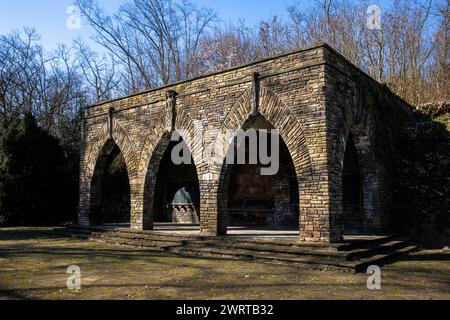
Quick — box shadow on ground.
[0,228,449,300]
[0,228,67,241]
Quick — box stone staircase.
[53,225,420,273]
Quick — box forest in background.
[0,0,448,232]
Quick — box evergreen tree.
[0,113,74,226]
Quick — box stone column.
[198,174,227,236]
[298,172,339,243]
[129,175,153,230]
[353,134,386,233]
[78,119,91,226]
[78,173,91,226]
[272,171,294,227]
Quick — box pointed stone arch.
[88,139,131,225]
[210,86,313,235]
[220,86,313,177]
[330,88,386,235]
[342,115,385,233]
[84,119,138,184]
[79,118,137,226]
[138,107,202,176]
[136,107,203,230]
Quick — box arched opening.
[220,114,299,234]
[342,133,363,234]
[146,136,201,228]
[90,139,131,226]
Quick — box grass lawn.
[0,228,448,300]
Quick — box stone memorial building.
[78,43,416,243]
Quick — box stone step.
[354,245,420,273]
[145,234,416,270]
[337,235,399,251]
[100,236,165,249]
[346,240,413,261]
[65,225,342,251]
[92,232,347,261]
[123,230,334,249]
[67,226,201,242]
[99,234,183,248]
[164,244,356,272]
[82,232,419,273]
[113,229,404,256]
[220,237,341,250]
[66,231,354,270]
[54,226,419,273]
[181,239,346,258]
[113,229,336,251]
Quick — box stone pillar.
[199,176,226,236]
[361,172,381,231]
[298,172,339,243]
[129,175,153,230]
[78,174,91,226]
[272,171,295,227]
[353,134,386,233]
[78,119,91,226]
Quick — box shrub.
[0,113,76,226]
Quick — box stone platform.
[54,223,420,273]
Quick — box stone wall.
[149,139,199,223]
[79,43,417,243]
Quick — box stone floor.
[101,223,299,239]
[100,223,389,242]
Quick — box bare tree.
[425,0,449,102]
[1,0,447,127]
[0,29,84,135]
[76,0,217,92]
[277,0,448,105]
[194,22,257,74]
[75,40,120,103]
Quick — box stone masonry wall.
[79,43,415,243]
[322,45,419,235]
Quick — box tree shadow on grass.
[2,272,448,300]
[0,288,32,300]
[0,228,67,241]
[0,244,253,271]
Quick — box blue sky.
[0,0,296,51]
[0,0,390,52]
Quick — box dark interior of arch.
[90,140,131,225]
[343,133,363,234]
[226,115,299,228]
[153,139,200,224]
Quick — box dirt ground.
[0,228,448,300]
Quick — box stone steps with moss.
[53,225,419,273]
